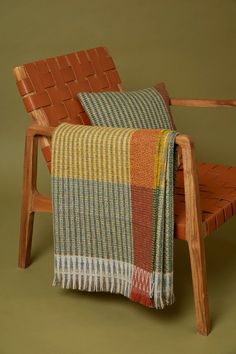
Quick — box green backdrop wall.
[1,1,236,353]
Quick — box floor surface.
[1,197,236,354]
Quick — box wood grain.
[171,98,236,107]
[176,135,210,335]
[19,133,38,268]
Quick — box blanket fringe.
[53,255,134,299]
[52,255,175,309]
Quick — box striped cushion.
[77,83,175,130]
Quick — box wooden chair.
[13,46,236,336]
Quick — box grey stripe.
[53,178,133,262]
[78,86,173,130]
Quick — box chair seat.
[175,162,236,240]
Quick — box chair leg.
[19,134,38,268]
[19,210,35,268]
[187,236,211,335]
[178,135,211,334]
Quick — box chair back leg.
[19,134,38,268]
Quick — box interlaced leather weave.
[13,47,236,241]
[13,47,122,171]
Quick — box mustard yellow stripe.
[53,125,88,178]
[108,128,134,183]
[52,124,76,177]
[154,130,170,188]
[90,127,134,183]
[53,124,136,184]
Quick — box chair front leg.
[176,135,211,335]
[187,227,210,335]
[19,133,38,268]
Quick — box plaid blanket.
[52,123,178,309]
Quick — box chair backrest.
[13,47,122,171]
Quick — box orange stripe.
[130,129,161,305]
[130,129,161,188]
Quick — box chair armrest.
[175,134,203,240]
[26,125,55,137]
[170,98,236,108]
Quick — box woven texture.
[52,123,178,308]
[13,47,122,171]
[13,48,236,241]
[175,163,236,238]
[78,84,175,130]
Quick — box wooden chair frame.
[19,97,236,336]
[14,45,236,335]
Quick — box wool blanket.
[52,123,178,309]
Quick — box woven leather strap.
[13,47,122,171]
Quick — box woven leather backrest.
[13,47,122,171]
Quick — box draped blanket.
[52,123,178,309]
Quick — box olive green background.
[1,1,236,353]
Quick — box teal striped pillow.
[77,83,176,130]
